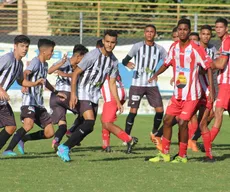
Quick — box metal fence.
[0,0,230,45]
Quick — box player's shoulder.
[155,43,166,50]
[223,35,230,44]
[0,52,14,62]
[133,41,144,48]
[29,56,41,66]
[111,53,118,63]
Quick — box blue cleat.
[2,150,17,157]
[17,140,25,155]
[57,144,71,162]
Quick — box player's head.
[102,30,117,53]
[96,39,103,48]
[215,17,228,38]
[199,25,212,45]
[14,35,30,59]
[177,18,191,41]
[38,39,56,60]
[144,24,156,42]
[72,44,88,65]
[189,32,200,44]
[172,27,179,42]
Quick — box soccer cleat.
[122,142,127,146]
[102,146,112,153]
[17,140,25,155]
[57,144,71,162]
[197,143,205,153]
[149,152,170,163]
[52,139,60,152]
[2,150,17,157]
[126,137,138,154]
[188,139,199,152]
[65,130,72,138]
[203,157,216,163]
[150,132,162,151]
[171,155,188,163]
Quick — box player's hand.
[35,78,45,86]
[170,77,174,86]
[61,53,67,64]
[117,102,124,114]
[54,70,66,77]
[148,74,157,83]
[69,94,78,109]
[0,89,10,101]
[126,62,135,69]
[207,93,214,105]
[57,92,67,101]
[21,86,28,94]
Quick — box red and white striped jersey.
[164,41,212,101]
[217,35,230,85]
[101,73,126,102]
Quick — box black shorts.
[50,91,78,124]
[21,106,52,129]
[76,100,98,117]
[0,103,16,127]
[128,86,163,108]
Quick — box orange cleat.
[188,139,199,152]
[150,132,162,151]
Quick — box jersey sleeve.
[109,60,118,79]
[196,46,212,70]
[164,44,174,67]
[26,58,40,73]
[77,49,99,71]
[0,53,11,72]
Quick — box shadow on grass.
[189,153,230,162]
[89,155,148,162]
[0,154,58,160]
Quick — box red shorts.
[166,96,199,121]
[101,100,125,123]
[216,84,230,110]
[197,95,213,111]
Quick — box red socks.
[162,137,171,154]
[210,127,220,142]
[102,128,110,149]
[188,122,198,139]
[179,142,188,158]
[201,131,213,159]
[116,131,132,142]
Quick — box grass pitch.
[1,113,230,192]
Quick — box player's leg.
[0,104,17,152]
[66,115,84,137]
[57,101,97,162]
[125,86,144,135]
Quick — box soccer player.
[0,35,44,152]
[3,39,66,156]
[189,32,200,44]
[188,25,218,153]
[209,17,230,143]
[57,30,135,162]
[121,24,167,142]
[148,18,214,163]
[48,44,88,151]
[172,27,179,42]
[101,71,138,153]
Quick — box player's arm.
[0,85,9,101]
[45,79,67,100]
[54,70,72,78]
[211,56,228,70]
[69,66,83,109]
[148,64,169,83]
[109,77,123,114]
[48,54,67,74]
[207,68,214,103]
[18,70,44,87]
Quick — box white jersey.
[77,48,118,104]
[22,57,48,107]
[127,41,167,87]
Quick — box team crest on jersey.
[176,73,187,89]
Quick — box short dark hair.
[177,18,191,29]
[14,35,30,45]
[73,44,88,55]
[145,24,156,32]
[215,17,228,27]
[200,24,212,32]
[37,39,56,49]
[172,27,178,33]
[189,32,200,41]
[96,39,104,48]
[103,30,118,38]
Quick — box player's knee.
[5,126,16,135]
[178,119,187,128]
[44,124,55,138]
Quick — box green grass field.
[1,113,230,192]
